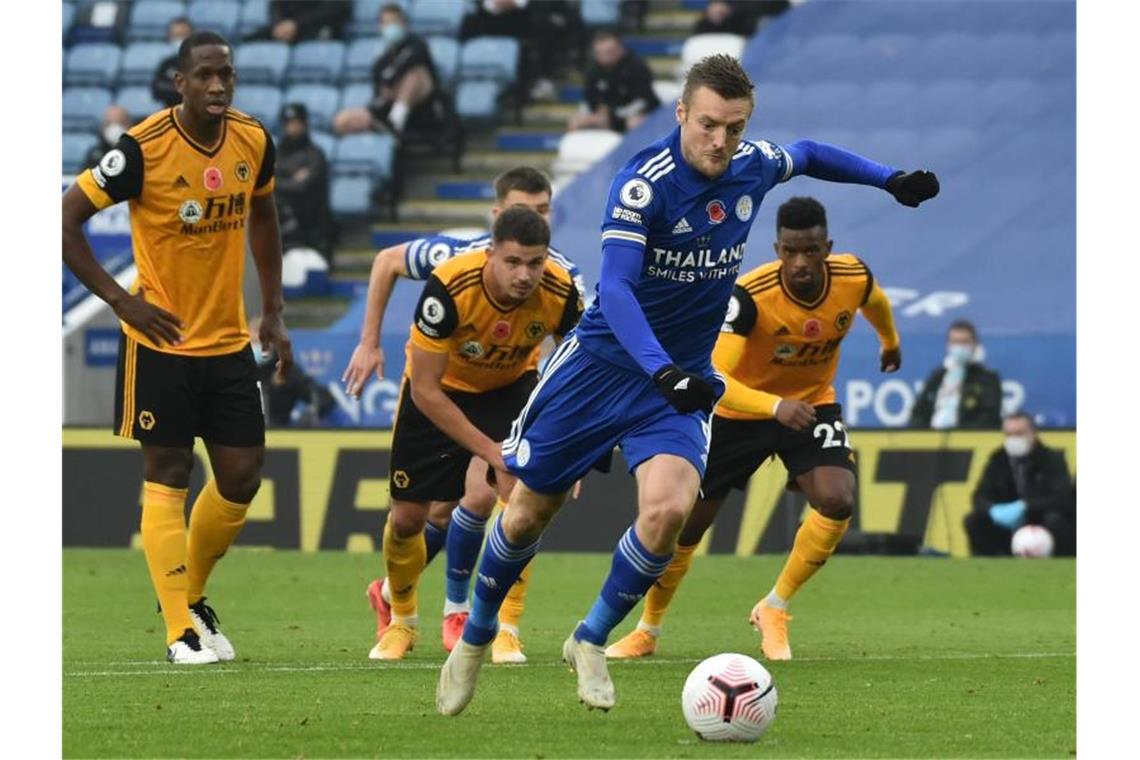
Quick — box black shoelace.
[190,599,222,634]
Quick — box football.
[681,653,778,742]
[1011,525,1055,558]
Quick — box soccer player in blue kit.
[437,55,939,714]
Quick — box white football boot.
[189,598,235,661]
[562,626,616,711]
[436,638,491,716]
[166,629,220,665]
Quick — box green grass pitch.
[63,550,1075,758]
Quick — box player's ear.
[675,99,685,125]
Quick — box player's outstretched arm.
[409,346,506,471]
[342,243,411,397]
[859,282,902,372]
[249,192,293,381]
[62,185,184,346]
[784,140,939,207]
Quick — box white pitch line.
[65,652,1074,679]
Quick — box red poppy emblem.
[707,200,727,224]
[804,319,822,339]
[492,321,511,340]
[204,166,223,191]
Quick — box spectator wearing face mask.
[331,3,438,139]
[275,103,335,264]
[151,16,193,108]
[568,28,660,133]
[86,105,132,169]
[964,412,1075,556]
[909,319,1003,430]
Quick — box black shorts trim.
[389,371,538,502]
[700,403,856,500]
[113,335,265,448]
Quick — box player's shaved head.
[776,197,828,234]
[177,31,232,72]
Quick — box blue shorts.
[502,336,722,494]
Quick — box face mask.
[381,23,406,44]
[1004,435,1033,459]
[946,344,973,365]
[103,123,125,145]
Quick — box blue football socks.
[575,526,673,646]
[462,515,539,646]
[445,505,487,605]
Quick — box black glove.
[886,170,940,207]
[653,364,717,414]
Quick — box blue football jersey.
[574,126,793,376]
[404,231,586,298]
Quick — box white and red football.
[681,652,778,742]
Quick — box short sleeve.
[404,233,475,280]
[555,287,585,338]
[75,134,143,209]
[721,285,758,336]
[600,165,664,250]
[253,127,276,195]
[409,275,460,351]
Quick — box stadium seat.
[119,41,176,86]
[651,80,683,107]
[426,36,460,90]
[849,128,922,171]
[187,0,241,37]
[795,82,861,130]
[580,0,620,27]
[345,37,386,83]
[1040,31,1075,77]
[455,80,501,120]
[63,132,99,175]
[917,32,988,80]
[409,0,467,37]
[986,32,1052,79]
[63,2,76,40]
[65,43,123,88]
[859,81,922,130]
[309,129,335,159]
[458,37,519,84]
[978,79,1048,127]
[788,34,863,78]
[332,133,397,181]
[115,86,164,120]
[348,0,388,39]
[552,129,623,178]
[339,82,374,111]
[235,42,290,86]
[679,34,746,77]
[63,87,114,132]
[753,81,800,128]
[330,175,374,218]
[282,84,341,131]
[238,0,269,37]
[127,1,186,42]
[921,127,983,164]
[290,41,346,84]
[232,85,282,131]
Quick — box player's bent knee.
[389,504,429,538]
[812,491,854,521]
[218,474,260,504]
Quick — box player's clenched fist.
[880,346,902,373]
[773,399,817,432]
[653,364,718,414]
[885,170,939,207]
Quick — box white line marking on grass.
[65,651,1075,678]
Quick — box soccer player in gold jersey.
[370,207,582,660]
[607,196,900,661]
[62,31,292,664]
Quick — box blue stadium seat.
[426,36,460,90]
[459,37,519,84]
[859,81,922,130]
[63,87,114,132]
[65,43,123,88]
[119,41,176,86]
[330,175,374,218]
[348,0,386,39]
[239,0,269,37]
[1040,31,1075,77]
[753,81,800,130]
[115,86,164,120]
[63,132,99,175]
[848,34,920,81]
[232,85,282,131]
[978,79,1047,127]
[236,42,290,85]
[309,130,335,159]
[455,80,501,120]
[289,41,346,84]
[854,128,922,169]
[914,80,984,129]
[986,32,1052,79]
[187,0,241,37]
[339,82,374,111]
[282,84,341,131]
[63,2,76,40]
[917,32,989,80]
[581,0,620,26]
[921,127,983,164]
[332,133,396,181]
[793,34,864,76]
[128,1,187,42]
[410,0,467,37]
[345,37,386,82]
[795,82,861,130]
